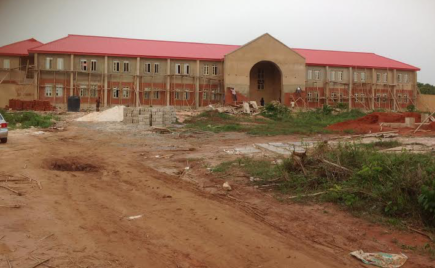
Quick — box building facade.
[0,34,419,111]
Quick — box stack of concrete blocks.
[123,107,175,127]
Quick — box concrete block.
[405,117,415,127]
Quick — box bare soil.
[1,119,434,267]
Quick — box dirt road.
[0,121,434,267]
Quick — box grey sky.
[1,0,434,84]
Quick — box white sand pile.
[76,106,124,122]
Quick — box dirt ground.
[1,116,435,268]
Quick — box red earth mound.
[327,112,422,134]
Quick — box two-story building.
[0,33,419,111]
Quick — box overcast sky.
[1,0,434,84]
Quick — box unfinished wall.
[416,94,435,112]
[0,84,34,108]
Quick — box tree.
[418,82,435,95]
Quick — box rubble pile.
[213,101,262,115]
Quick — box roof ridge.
[0,38,41,49]
[29,35,70,51]
[67,34,240,47]
[293,47,375,54]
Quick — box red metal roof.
[0,38,43,56]
[293,48,420,71]
[30,35,239,61]
[28,34,419,71]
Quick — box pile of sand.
[76,106,124,122]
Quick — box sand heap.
[76,106,124,122]
[327,112,421,134]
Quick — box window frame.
[55,85,63,97]
[203,64,209,75]
[257,68,265,90]
[90,85,98,97]
[122,87,130,98]
[154,63,159,74]
[376,73,381,83]
[45,84,53,97]
[175,64,181,75]
[79,85,88,97]
[307,70,312,80]
[113,61,120,72]
[330,71,335,81]
[353,72,358,82]
[361,72,366,82]
[383,73,387,83]
[184,64,190,75]
[145,63,151,73]
[80,59,88,71]
[338,71,343,81]
[112,87,119,98]
[212,65,218,75]
[3,59,10,69]
[45,58,53,70]
[153,91,160,100]
[404,74,409,83]
[123,61,130,72]
[91,60,97,72]
[314,70,320,80]
[397,74,402,83]
[56,58,64,70]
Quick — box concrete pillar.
[195,60,200,109]
[34,53,38,99]
[104,56,108,107]
[70,54,74,96]
[371,68,375,110]
[325,66,329,106]
[136,57,140,107]
[349,67,353,109]
[414,71,418,103]
[166,58,170,106]
[393,69,397,111]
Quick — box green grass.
[213,142,435,229]
[0,109,57,129]
[185,107,365,136]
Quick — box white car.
[0,112,8,143]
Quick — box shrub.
[407,104,416,112]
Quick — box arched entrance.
[249,61,282,105]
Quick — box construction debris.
[124,107,176,127]
[216,101,262,115]
[223,182,232,191]
[350,250,408,268]
[7,99,55,111]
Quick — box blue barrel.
[67,96,80,112]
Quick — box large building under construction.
[0,33,420,110]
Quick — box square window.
[330,71,335,81]
[3,59,10,69]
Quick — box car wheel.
[0,138,7,143]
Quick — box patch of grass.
[0,109,57,129]
[214,142,435,228]
[360,140,402,150]
[185,108,365,136]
